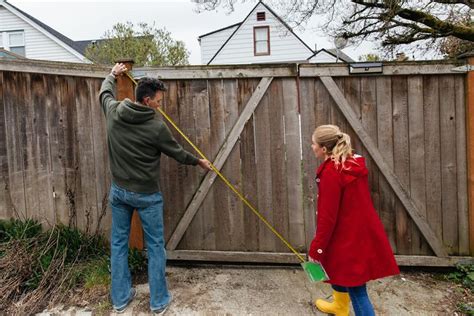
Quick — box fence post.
[115,59,144,250]
[466,55,474,256]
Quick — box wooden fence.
[0,58,472,266]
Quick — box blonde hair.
[312,125,353,165]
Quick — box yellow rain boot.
[315,290,350,316]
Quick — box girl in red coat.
[309,125,399,316]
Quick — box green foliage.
[446,263,474,292]
[0,218,42,242]
[129,247,147,274]
[82,257,111,289]
[85,21,189,66]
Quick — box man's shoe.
[152,296,172,315]
[113,288,137,313]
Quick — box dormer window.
[257,12,266,21]
[253,26,270,56]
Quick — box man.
[99,63,212,314]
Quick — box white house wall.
[0,7,83,62]
[209,3,313,65]
[200,25,239,64]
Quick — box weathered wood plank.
[299,78,317,251]
[320,76,448,257]
[360,77,379,218]
[254,82,274,251]
[439,75,459,254]
[5,72,28,219]
[0,72,10,219]
[268,79,289,252]
[137,65,297,79]
[239,79,260,251]
[392,76,411,254]
[407,76,430,255]
[376,76,397,252]
[454,75,469,255]
[167,250,474,267]
[299,62,464,77]
[282,78,305,251]
[166,77,273,250]
[423,75,443,250]
[223,79,245,251]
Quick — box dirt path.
[39,265,471,315]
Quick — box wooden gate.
[0,59,472,266]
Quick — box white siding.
[209,3,313,65]
[308,51,338,63]
[200,25,239,64]
[0,6,85,63]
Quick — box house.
[0,0,90,63]
[198,1,353,65]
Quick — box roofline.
[198,22,241,39]
[307,48,352,63]
[207,0,314,65]
[1,1,88,61]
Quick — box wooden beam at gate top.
[467,57,474,256]
[115,59,144,250]
[319,76,449,258]
[166,77,274,250]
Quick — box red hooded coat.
[309,155,400,287]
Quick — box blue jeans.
[332,284,375,316]
[109,182,171,311]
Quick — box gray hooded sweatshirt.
[99,75,199,193]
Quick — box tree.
[439,36,474,58]
[193,0,474,55]
[358,53,382,61]
[85,22,189,66]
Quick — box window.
[253,26,270,56]
[1,31,25,56]
[257,12,266,21]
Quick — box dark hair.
[135,77,167,102]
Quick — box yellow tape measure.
[124,71,306,263]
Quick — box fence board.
[407,76,430,255]
[376,76,397,252]
[0,72,9,219]
[239,79,260,251]
[282,78,305,251]
[392,76,411,254]
[440,75,459,253]
[455,76,469,255]
[423,76,443,242]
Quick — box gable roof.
[1,0,88,61]
[308,48,354,63]
[198,22,241,40]
[204,0,315,65]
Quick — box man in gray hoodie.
[100,63,211,314]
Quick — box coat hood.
[117,98,156,124]
[317,155,368,186]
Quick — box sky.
[8,0,379,64]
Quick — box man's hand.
[111,63,127,77]
[198,159,213,171]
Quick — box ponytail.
[312,125,353,166]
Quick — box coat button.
[316,178,320,183]
[317,249,323,254]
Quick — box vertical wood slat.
[299,78,317,251]
[239,79,260,251]
[466,57,474,256]
[376,76,397,252]
[223,79,244,251]
[0,72,9,219]
[407,76,430,255]
[423,76,443,243]
[282,78,305,251]
[4,72,28,219]
[439,75,459,253]
[392,76,411,254]
[455,75,469,255]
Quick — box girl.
[309,125,399,316]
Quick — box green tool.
[301,261,329,283]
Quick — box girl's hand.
[308,256,319,263]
